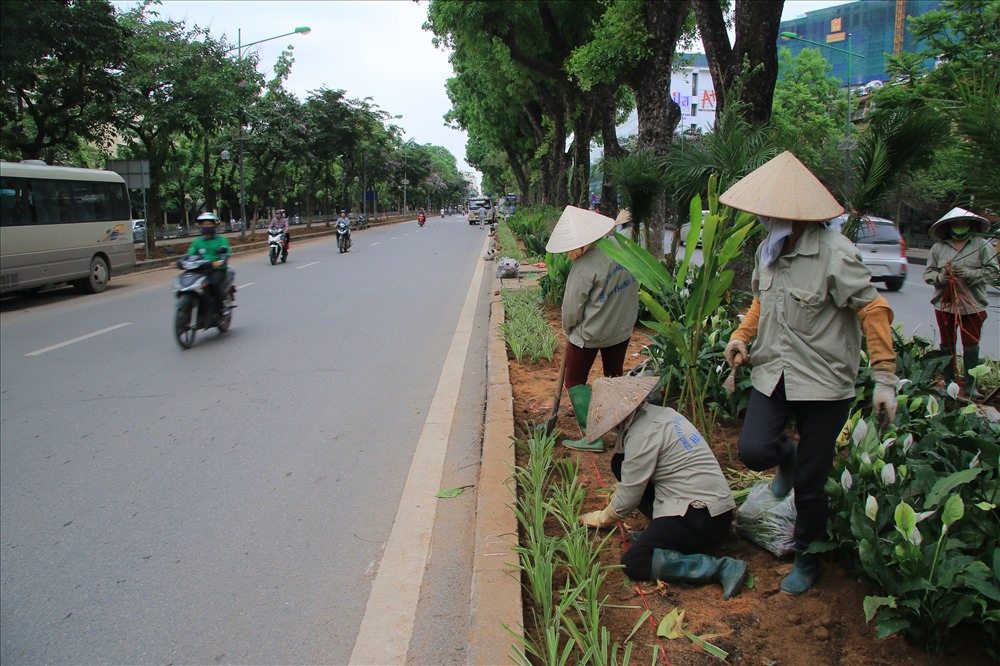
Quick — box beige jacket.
[610,404,735,519]
[562,242,639,348]
[749,224,879,401]
[923,237,998,315]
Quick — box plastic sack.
[496,257,520,278]
[735,479,796,558]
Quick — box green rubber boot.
[563,384,603,452]
[650,548,748,600]
[770,437,796,499]
[963,345,983,400]
[780,551,821,595]
[940,345,956,385]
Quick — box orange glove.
[730,297,761,345]
[856,296,896,373]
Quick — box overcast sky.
[113,0,845,181]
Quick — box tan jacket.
[562,242,639,348]
[749,224,879,401]
[923,237,998,315]
[610,404,735,519]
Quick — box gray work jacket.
[610,404,735,520]
[562,242,639,349]
[923,237,998,315]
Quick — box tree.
[0,0,129,161]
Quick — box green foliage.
[604,148,668,245]
[506,205,559,259]
[597,177,757,438]
[821,332,1000,656]
[539,252,573,306]
[501,288,558,364]
[495,223,526,263]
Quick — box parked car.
[825,214,907,291]
[131,219,146,243]
[678,211,709,247]
[467,197,494,225]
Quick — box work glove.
[950,265,966,278]
[580,502,626,529]
[175,259,184,268]
[872,371,899,426]
[724,339,748,368]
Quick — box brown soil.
[508,296,993,666]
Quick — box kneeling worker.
[578,376,747,599]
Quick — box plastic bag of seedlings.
[735,479,796,558]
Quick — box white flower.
[881,463,896,486]
[897,378,911,389]
[902,434,915,454]
[926,395,940,417]
[841,469,853,491]
[865,495,878,521]
[852,420,869,446]
[970,451,981,469]
[716,364,723,374]
[880,437,896,456]
[861,452,872,466]
[680,288,690,298]
[915,510,936,523]
[907,526,923,546]
[946,382,960,400]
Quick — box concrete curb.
[467,272,523,665]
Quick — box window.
[692,72,698,95]
[691,103,698,117]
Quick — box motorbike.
[418,213,426,227]
[268,228,288,265]
[337,221,352,253]
[355,213,369,230]
[173,251,236,349]
[440,208,445,218]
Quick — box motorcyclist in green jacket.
[182,212,232,314]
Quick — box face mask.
[200,226,215,237]
[951,224,970,238]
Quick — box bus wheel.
[74,256,110,294]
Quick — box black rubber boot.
[770,436,796,499]
[650,548,748,600]
[963,345,983,399]
[941,345,956,384]
[780,551,821,595]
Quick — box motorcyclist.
[268,214,290,252]
[336,209,351,240]
[181,212,232,315]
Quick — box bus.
[0,161,136,295]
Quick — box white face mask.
[759,216,793,266]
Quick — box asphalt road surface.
[0,214,493,665]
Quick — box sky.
[113,0,847,184]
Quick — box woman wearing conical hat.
[719,151,899,595]
[578,376,748,600]
[923,208,997,399]
[545,206,640,451]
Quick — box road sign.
[401,179,410,185]
[838,139,859,150]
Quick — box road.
[0,214,493,665]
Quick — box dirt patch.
[508,299,993,666]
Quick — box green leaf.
[863,595,896,623]
[894,501,917,539]
[656,608,685,639]
[681,629,729,661]
[436,486,470,498]
[941,494,965,527]
[924,468,982,508]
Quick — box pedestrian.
[719,151,899,595]
[923,207,998,399]
[545,205,639,452]
[477,204,486,228]
[578,376,748,599]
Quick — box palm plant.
[603,148,668,248]
[945,65,1000,212]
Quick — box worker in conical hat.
[546,206,639,452]
[578,375,748,600]
[718,151,899,595]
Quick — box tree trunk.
[599,100,626,222]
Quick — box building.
[779,0,943,88]
[615,53,718,140]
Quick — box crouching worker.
[578,376,747,599]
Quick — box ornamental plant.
[820,391,999,656]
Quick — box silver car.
[826,214,908,292]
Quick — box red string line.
[587,450,671,666]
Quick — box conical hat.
[718,151,843,221]
[615,209,631,227]
[585,375,659,444]
[928,207,990,241]
[545,206,616,253]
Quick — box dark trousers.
[206,269,227,311]
[565,338,630,389]
[935,309,986,348]
[611,453,734,581]
[737,376,851,551]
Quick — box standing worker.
[546,206,639,452]
[477,203,486,228]
[719,152,899,595]
[923,207,997,399]
[578,376,748,599]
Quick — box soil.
[507,293,994,666]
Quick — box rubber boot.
[963,345,983,400]
[770,436,796,499]
[780,551,821,595]
[941,345,956,385]
[650,549,748,600]
[563,385,604,452]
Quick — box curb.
[467,272,523,665]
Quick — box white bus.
[0,161,136,294]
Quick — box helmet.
[196,212,218,224]
[340,210,346,214]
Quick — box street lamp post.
[780,31,863,209]
[227,26,311,240]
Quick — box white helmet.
[196,212,218,224]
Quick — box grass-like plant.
[501,288,559,364]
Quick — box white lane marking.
[297,261,319,269]
[238,282,256,289]
[26,322,131,357]
[349,233,490,665]
[370,242,381,246]
[390,236,399,240]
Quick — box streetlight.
[227,26,311,239]
[780,31,863,209]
